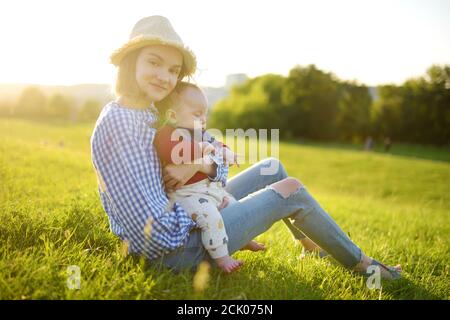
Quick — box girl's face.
[135,45,183,102]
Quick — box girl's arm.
[91,114,195,257]
[155,127,227,190]
[162,158,221,191]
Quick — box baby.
[154,82,264,273]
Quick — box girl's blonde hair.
[113,49,145,103]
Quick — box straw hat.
[110,15,197,76]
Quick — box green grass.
[0,118,449,300]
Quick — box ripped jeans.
[154,158,362,271]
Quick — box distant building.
[202,86,228,109]
[202,73,249,108]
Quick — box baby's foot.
[216,256,244,274]
[241,240,266,252]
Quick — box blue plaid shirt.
[90,101,228,260]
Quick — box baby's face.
[173,87,208,130]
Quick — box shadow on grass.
[326,259,444,300]
[375,275,444,300]
[120,253,445,300]
[141,257,325,300]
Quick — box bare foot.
[298,238,330,259]
[299,237,321,252]
[216,256,244,274]
[241,240,266,252]
[354,254,402,280]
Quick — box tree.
[15,87,47,118]
[209,74,286,135]
[336,81,372,141]
[0,101,14,117]
[425,65,450,145]
[282,65,340,140]
[373,64,450,145]
[372,85,404,140]
[46,93,74,120]
[78,99,102,121]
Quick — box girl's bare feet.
[216,256,243,274]
[298,237,329,259]
[241,240,266,251]
[353,253,402,280]
[299,237,321,252]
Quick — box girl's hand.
[163,163,202,192]
[163,153,217,192]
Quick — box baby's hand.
[200,141,215,156]
[217,196,231,210]
[223,148,240,167]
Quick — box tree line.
[1,64,448,146]
[0,87,102,122]
[210,64,450,146]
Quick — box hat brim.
[110,36,197,77]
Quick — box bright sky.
[0,0,449,87]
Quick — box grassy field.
[0,118,449,300]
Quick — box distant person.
[384,137,392,153]
[364,136,374,151]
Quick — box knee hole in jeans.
[269,177,303,199]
